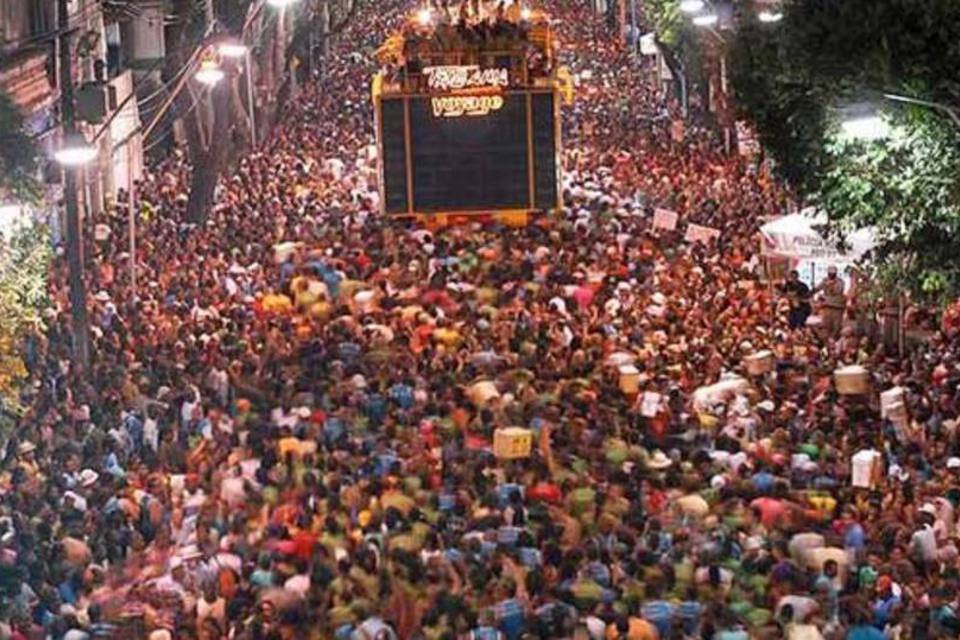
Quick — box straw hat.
[79,469,99,488]
[647,450,673,470]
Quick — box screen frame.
[375,87,562,217]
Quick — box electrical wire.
[0,1,108,51]
[140,93,201,155]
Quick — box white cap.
[920,503,938,516]
[947,457,960,470]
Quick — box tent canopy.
[760,212,874,262]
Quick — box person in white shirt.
[912,506,939,567]
[283,559,311,599]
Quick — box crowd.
[382,0,549,83]
[3,0,960,638]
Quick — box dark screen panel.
[532,92,558,210]
[409,94,529,212]
[381,98,408,214]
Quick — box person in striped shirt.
[639,583,675,638]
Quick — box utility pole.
[58,0,92,371]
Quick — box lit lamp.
[758,10,783,22]
[679,0,705,13]
[520,6,532,20]
[218,41,248,58]
[267,0,299,7]
[841,116,889,141]
[416,7,433,27]
[195,59,225,86]
[838,102,890,141]
[692,13,719,26]
[54,132,97,167]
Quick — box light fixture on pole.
[692,13,719,26]
[195,59,225,86]
[54,132,97,166]
[758,10,783,22]
[840,116,889,141]
[680,0,705,14]
[416,6,433,27]
[218,41,248,58]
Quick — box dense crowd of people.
[4,0,960,638]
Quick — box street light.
[54,132,97,167]
[840,115,890,141]
[692,13,719,26]
[680,0,705,13]
[195,59,225,86]
[758,10,783,22]
[416,7,433,27]
[218,41,248,58]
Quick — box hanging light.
[758,10,783,22]
[54,132,97,166]
[218,41,248,58]
[692,13,719,26]
[679,0,705,14]
[195,59,225,86]
[416,7,433,27]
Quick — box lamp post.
[56,0,92,371]
[219,41,259,149]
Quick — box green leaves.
[729,0,960,302]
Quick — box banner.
[684,223,720,244]
[641,391,662,418]
[652,208,679,231]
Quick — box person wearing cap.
[872,575,902,629]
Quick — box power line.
[0,1,107,51]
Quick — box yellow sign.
[424,65,509,92]
[431,95,504,118]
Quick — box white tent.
[760,212,874,262]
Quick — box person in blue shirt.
[750,464,776,494]
[872,576,902,629]
[847,607,886,640]
[842,508,867,554]
[640,583,675,638]
[389,380,414,410]
[471,609,505,640]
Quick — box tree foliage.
[0,223,51,412]
[640,0,706,107]
[0,92,49,411]
[728,0,960,301]
[0,90,40,202]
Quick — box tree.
[0,91,51,412]
[641,0,707,112]
[728,0,960,300]
[0,223,52,413]
[0,90,40,202]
